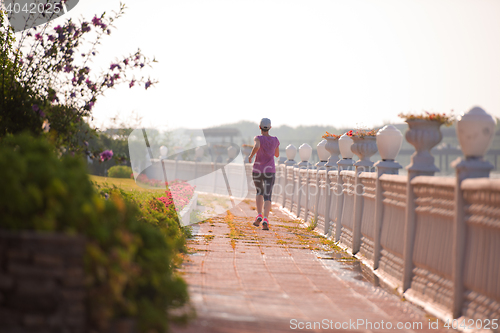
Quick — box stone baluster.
[351,135,379,254]
[403,118,444,291]
[451,106,496,318]
[297,143,313,169]
[372,125,403,269]
[316,139,329,168]
[285,144,297,166]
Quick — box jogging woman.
[248,118,280,230]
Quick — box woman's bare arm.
[248,137,260,163]
[274,146,279,158]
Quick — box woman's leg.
[263,200,272,218]
[262,173,276,220]
[256,194,264,215]
[253,172,264,217]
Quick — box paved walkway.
[171,199,455,333]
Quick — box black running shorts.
[252,172,275,201]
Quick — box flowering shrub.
[398,111,454,126]
[158,180,196,212]
[0,4,157,156]
[321,131,341,139]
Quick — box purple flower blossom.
[145,80,151,89]
[70,92,76,98]
[113,73,120,80]
[27,54,33,62]
[92,16,101,26]
[54,25,62,32]
[64,65,73,73]
[81,22,91,33]
[110,63,121,70]
[140,63,144,68]
[123,59,129,65]
[129,80,135,88]
[48,35,55,42]
[35,33,43,41]
[100,150,113,162]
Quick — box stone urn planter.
[351,136,378,168]
[324,137,340,167]
[456,106,497,159]
[405,119,443,174]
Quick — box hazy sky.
[57,0,500,130]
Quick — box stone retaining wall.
[0,231,86,333]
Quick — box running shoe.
[262,218,269,230]
[253,214,263,227]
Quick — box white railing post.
[314,140,329,226]
[403,119,443,291]
[283,145,297,208]
[297,144,312,219]
[451,107,496,318]
[373,125,403,269]
[351,136,378,254]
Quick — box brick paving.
[171,199,455,333]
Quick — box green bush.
[107,165,133,178]
[0,133,189,333]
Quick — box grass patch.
[306,218,318,232]
[90,175,166,193]
[204,234,215,243]
[224,211,244,250]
